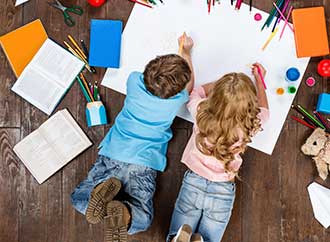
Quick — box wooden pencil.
[291,115,316,130]
[80,73,94,102]
[68,35,87,60]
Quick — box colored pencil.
[273,2,294,32]
[94,82,99,101]
[249,0,253,12]
[314,111,330,130]
[291,115,316,130]
[231,0,234,5]
[77,76,92,102]
[261,0,284,31]
[235,0,243,10]
[262,27,279,51]
[255,65,267,89]
[129,0,152,8]
[296,105,325,129]
[80,40,89,59]
[63,41,93,73]
[279,6,293,40]
[277,0,290,24]
[68,35,87,60]
[208,0,211,14]
[80,73,94,102]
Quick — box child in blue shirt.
[71,33,194,242]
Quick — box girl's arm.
[252,63,269,109]
[202,82,215,97]
[179,33,195,94]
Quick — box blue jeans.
[71,155,157,234]
[167,170,236,242]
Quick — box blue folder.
[89,19,122,68]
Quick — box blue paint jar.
[286,67,300,82]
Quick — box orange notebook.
[292,7,329,58]
[0,19,48,77]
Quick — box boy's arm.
[252,63,269,109]
[179,33,195,94]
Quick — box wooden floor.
[1,0,330,241]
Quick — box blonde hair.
[196,73,261,175]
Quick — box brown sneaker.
[190,233,204,242]
[172,224,192,242]
[104,200,131,242]
[86,178,121,224]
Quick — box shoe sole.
[104,201,131,242]
[86,178,121,224]
[173,224,192,242]
[190,233,203,242]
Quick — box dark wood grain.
[0,0,330,242]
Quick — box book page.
[13,130,62,184]
[31,39,84,87]
[12,67,64,114]
[39,109,92,164]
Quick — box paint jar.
[276,87,285,95]
[285,67,300,82]
[287,86,296,94]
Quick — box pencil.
[94,82,99,101]
[64,41,93,73]
[80,73,94,102]
[208,0,211,14]
[249,0,252,12]
[296,105,325,129]
[77,76,92,102]
[235,0,243,10]
[291,115,316,130]
[273,2,294,32]
[314,111,329,130]
[261,27,279,51]
[68,35,87,60]
[279,6,293,40]
[179,32,185,55]
[129,0,152,8]
[80,39,89,59]
[255,65,267,89]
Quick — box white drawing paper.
[101,0,310,155]
[15,0,30,6]
[307,182,330,229]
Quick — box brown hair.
[143,54,191,98]
[196,73,261,175]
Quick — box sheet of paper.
[15,0,30,6]
[11,39,84,115]
[307,182,330,228]
[101,0,310,155]
[13,109,92,184]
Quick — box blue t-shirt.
[98,71,189,171]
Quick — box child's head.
[196,73,261,173]
[143,54,191,99]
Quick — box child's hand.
[252,63,266,80]
[178,32,194,54]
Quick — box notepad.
[13,109,92,184]
[11,38,85,115]
[292,7,329,58]
[0,19,48,77]
[89,19,123,68]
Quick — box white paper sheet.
[307,182,330,228]
[101,0,310,155]
[15,0,30,6]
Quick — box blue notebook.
[89,19,122,68]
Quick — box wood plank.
[0,128,20,242]
[0,0,22,128]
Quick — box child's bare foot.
[171,224,192,242]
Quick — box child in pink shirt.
[168,64,269,242]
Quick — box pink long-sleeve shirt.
[181,86,270,182]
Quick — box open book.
[11,39,84,115]
[13,109,92,184]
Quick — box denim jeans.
[71,155,157,234]
[167,170,236,242]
